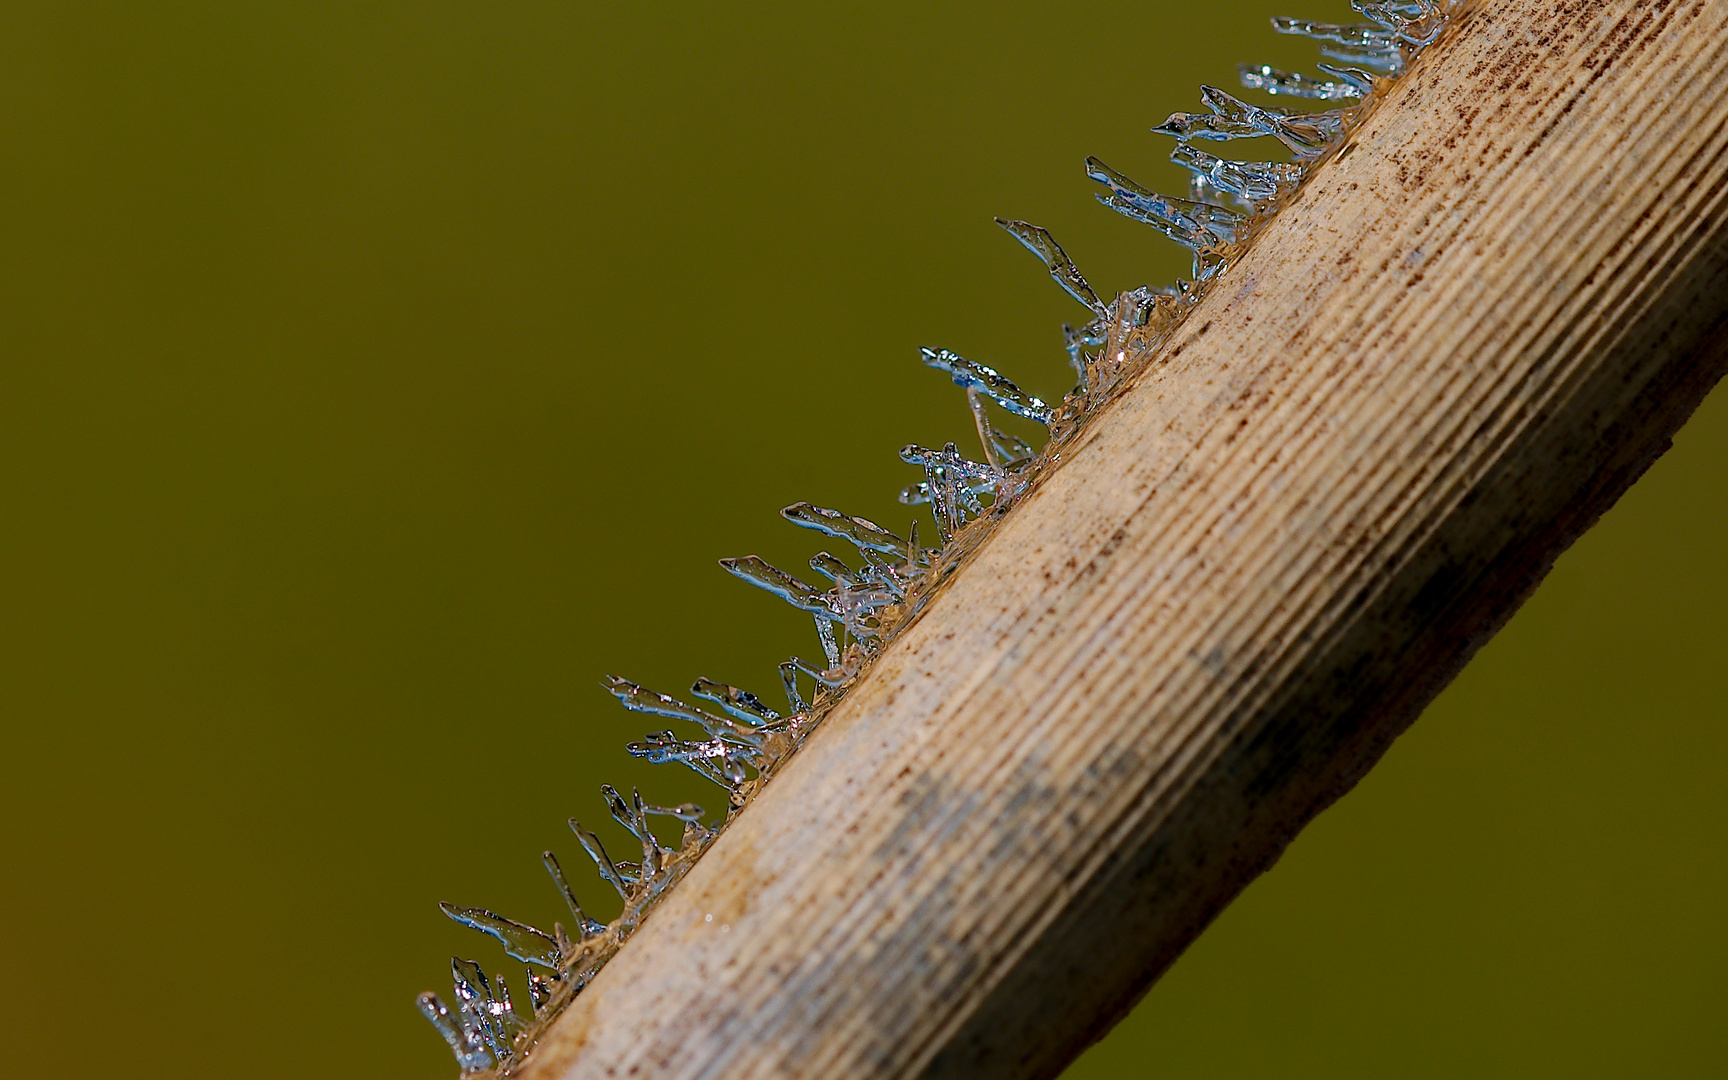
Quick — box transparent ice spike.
[602,783,665,879]
[690,676,781,725]
[815,616,842,666]
[601,675,765,747]
[1154,87,1344,158]
[994,218,1107,315]
[719,555,838,619]
[452,957,519,1059]
[1238,63,1365,100]
[1271,16,1396,50]
[1314,61,1379,94]
[625,731,748,790]
[778,659,808,713]
[1086,157,1243,249]
[1319,43,1403,74]
[779,502,909,559]
[569,819,632,900]
[542,850,608,938]
[1169,144,1303,202]
[918,347,1053,425]
[439,902,563,969]
[418,991,496,1072]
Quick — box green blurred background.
[1,2,1721,1077]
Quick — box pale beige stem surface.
[520,1,1728,1076]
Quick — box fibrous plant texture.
[417,2,1458,1072]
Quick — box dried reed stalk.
[514,0,1728,1075]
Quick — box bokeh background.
[1,2,1722,1077]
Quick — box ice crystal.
[418,0,1458,1071]
[1237,62,1367,101]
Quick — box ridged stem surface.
[518,1,1728,1075]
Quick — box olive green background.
[1,2,1722,1077]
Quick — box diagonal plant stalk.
[418,0,1728,1075]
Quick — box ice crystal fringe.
[418,2,1456,1071]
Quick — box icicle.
[1087,157,1243,252]
[601,675,765,748]
[689,676,781,725]
[900,441,1013,541]
[788,654,850,688]
[808,550,854,584]
[624,731,747,789]
[1314,61,1381,94]
[994,218,1107,315]
[778,660,808,713]
[1365,0,1446,46]
[965,388,1000,469]
[569,819,632,901]
[1169,144,1303,203]
[602,784,665,879]
[918,347,1052,425]
[1237,62,1365,101]
[542,850,607,938]
[439,903,563,969]
[718,556,837,619]
[989,424,1036,464]
[644,800,705,822]
[1062,323,1091,391]
[419,990,495,1071]
[1272,16,1397,51]
[451,958,513,1061]
[779,502,909,559]
[814,616,841,666]
[650,801,711,848]
[490,972,525,1043]
[1193,85,1344,157]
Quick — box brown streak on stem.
[512,1,1728,1076]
